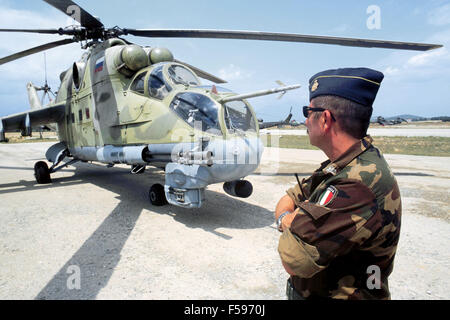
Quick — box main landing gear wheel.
[149,184,168,206]
[34,161,51,184]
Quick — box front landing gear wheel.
[149,184,168,206]
[34,161,51,184]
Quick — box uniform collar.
[321,135,373,176]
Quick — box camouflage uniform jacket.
[278,136,402,299]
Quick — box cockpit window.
[224,100,257,133]
[148,65,171,100]
[170,92,221,135]
[168,65,200,86]
[130,72,146,94]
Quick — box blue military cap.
[309,67,384,107]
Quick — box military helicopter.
[258,107,294,129]
[0,0,442,208]
[375,116,408,126]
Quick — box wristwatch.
[276,211,291,230]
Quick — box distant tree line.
[407,116,450,122]
[428,116,450,122]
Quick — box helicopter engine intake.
[113,45,149,77]
[148,47,174,64]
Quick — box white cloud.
[383,66,400,76]
[218,64,252,81]
[428,4,450,26]
[0,5,84,114]
[375,25,450,81]
[0,7,60,28]
[378,5,450,79]
[407,47,448,67]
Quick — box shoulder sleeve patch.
[317,185,338,207]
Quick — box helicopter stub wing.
[0,103,65,136]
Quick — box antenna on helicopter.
[35,53,56,105]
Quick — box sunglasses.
[303,106,336,121]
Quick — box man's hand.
[279,208,300,232]
[275,195,296,220]
[275,195,301,232]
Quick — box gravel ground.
[0,143,448,300]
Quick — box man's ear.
[322,110,334,131]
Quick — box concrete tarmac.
[0,143,448,299]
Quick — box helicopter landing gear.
[34,161,51,184]
[34,158,79,185]
[149,184,168,206]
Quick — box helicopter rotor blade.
[43,0,104,29]
[173,59,227,84]
[0,38,76,65]
[125,29,442,51]
[0,28,61,35]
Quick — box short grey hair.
[311,95,373,139]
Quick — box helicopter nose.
[205,135,264,181]
[163,135,264,208]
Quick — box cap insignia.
[311,79,319,92]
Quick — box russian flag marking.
[95,57,105,73]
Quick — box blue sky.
[0,0,449,121]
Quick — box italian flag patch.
[318,186,338,206]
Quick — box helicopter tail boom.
[26,83,43,110]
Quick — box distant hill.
[387,114,426,120]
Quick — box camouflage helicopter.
[258,107,294,129]
[0,0,442,208]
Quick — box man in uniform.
[275,67,402,300]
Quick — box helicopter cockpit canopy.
[170,92,221,135]
[148,64,172,100]
[129,62,257,135]
[167,64,200,86]
[169,92,257,136]
[130,62,202,98]
[223,100,257,133]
